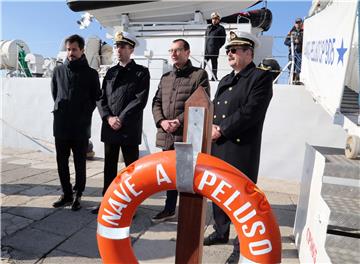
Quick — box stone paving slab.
[41,249,101,264]
[273,207,297,228]
[2,228,66,260]
[31,209,96,237]
[18,184,58,197]
[2,167,51,184]
[133,221,178,262]
[1,162,27,173]
[6,159,43,166]
[10,171,58,185]
[13,152,55,162]
[257,177,300,196]
[27,162,58,170]
[57,227,100,259]
[1,192,42,207]
[265,192,297,211]
[6,196,58,221]
[1,213,33,237]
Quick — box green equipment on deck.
[17,43,32,77]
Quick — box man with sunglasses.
[203,31,273,264]
[152,39,210,222]
[93,31,150,214]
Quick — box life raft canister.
[97,151,281,263]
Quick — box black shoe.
[91,205,100,214]
[71,196,82,211]
[53,195,73,208]
[203,231,229,246]
[225,251,240,264]
[151,210,175,223]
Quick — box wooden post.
[175,86,213,264]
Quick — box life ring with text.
[97,150,281,263]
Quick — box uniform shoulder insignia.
[109,65,118,71]
[137,64,147,70]
[257,65,270,71]
[136,64,149,73]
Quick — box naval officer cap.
[114,31,139,48]
[225,31,260,50]
[211,12,221,19]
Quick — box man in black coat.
[203,31,273,264]
[93,31,150,214]
[204,12,226,81]
[51,34,100,211]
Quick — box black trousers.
[103,143,139,196]
[161,146,177,213]
[164,189,178,213]
[204,55,219,79]
[212,176,257,253]
[55,138,88,197]
[212,203,240,253]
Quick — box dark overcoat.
[211,62,273,183]
[205,24,226,56]
[97,60,150,145]
[51,55,100,140]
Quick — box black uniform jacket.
[211,62,273,183]
[51,55,100,140]
[205,24,226,56]
[97,60,150,145]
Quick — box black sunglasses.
[226,47,247,55]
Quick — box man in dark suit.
[203,31,273,264]
[51,34,100,211]
[204,12,226,81]
[93,31,150,214]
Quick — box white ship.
[1,1,359,262]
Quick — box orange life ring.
[97,150,281,263]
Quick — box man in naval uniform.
[203,31,273,264]
[93,31,150,214]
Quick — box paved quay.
[1,147,300,263]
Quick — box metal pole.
[175,87,213,264]
[274,61,292,84]
[357,2,360,122]
[290,34,295,84]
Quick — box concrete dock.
[1,147,300,263]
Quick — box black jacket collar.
[65,54,89,71]
[118,59,136,70]
[173,60,194,77]
[215,62,255,96]
[233,61,255,79]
